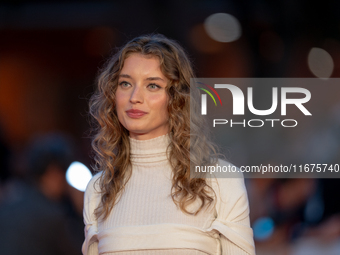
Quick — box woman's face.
[116,53,170,140]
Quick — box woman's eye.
[148,84,160,90]
[119,81,130,88]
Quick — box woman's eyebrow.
[145,77,165,82]
[119,74,165,82]
[119,74,131,79]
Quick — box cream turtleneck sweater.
[82,134,255,255]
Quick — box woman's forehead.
[120,53,169,76]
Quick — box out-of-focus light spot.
[204,13,241,43]
[66,161,92,192]
[253,217,275,241]
[308,48,334,79]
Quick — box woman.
[83,34,255,255]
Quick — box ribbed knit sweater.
[82,134,255,255]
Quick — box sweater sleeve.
[82,173,102,255]
[207,161,256,255]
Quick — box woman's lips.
[126,109,148,118]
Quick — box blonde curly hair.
[89,34,219,220]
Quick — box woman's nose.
[129,86,144,104]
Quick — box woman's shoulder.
[208,159,247,198]
[207,159,250,222]
[210,158,245,180]
[84,171,102,204]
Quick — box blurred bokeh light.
[308,48,334,79]
[66,161,92,192]
[204,13,241,43]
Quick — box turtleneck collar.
[129,134,171,163]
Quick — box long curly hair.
[89,34,219,220]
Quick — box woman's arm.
[208,160,256,255]
[82,173,102,255]
[217,190,255,255]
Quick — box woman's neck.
[129,133,170,163]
